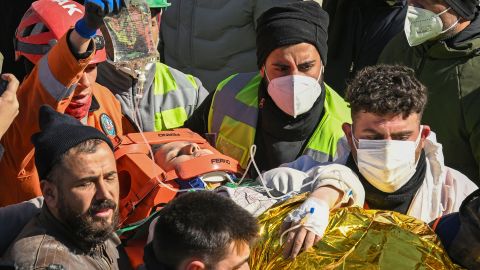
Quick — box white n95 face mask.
[352,126,423,193]
[265,67,322,118]
[404,6,459,46]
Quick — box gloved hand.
[280,197,330,259]
[75,0,126,38]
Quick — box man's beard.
[58,195,119,250]
[439,20,460,41]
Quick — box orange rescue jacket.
[0,33,123,206]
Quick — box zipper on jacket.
[92,244,111,270]
[100,244,112,270]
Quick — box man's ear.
[342,123,353,149]
[421,125,431,139]
[41,180,58,210]
[259,65,265,78]
[185,261,205,270]
[419,125,431,149]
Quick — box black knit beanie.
[255,1,329,69]
[444,0,479,20]
[31,105,114,180]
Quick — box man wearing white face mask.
[184,1,351,173]
[378,0,480,184]
[285,64,477,221]
[269,64,477,259]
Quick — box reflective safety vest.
[208,72,351,169]
[152,62,205,131]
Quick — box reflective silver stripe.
[303,148,333,163]
[153,67,199,115]
[38,54,74,101]
[211,72,258,134]
[65,83,77,97]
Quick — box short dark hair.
[345,65,428,119]
[151,191,258,268]
[46,139,105,184]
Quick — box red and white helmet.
[14,0,106,65]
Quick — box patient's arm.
[275,163,365,259]
[280,186,341,259]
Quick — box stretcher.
[110,128,240,268]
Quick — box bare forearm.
[69,29,91,55]
[309,185,343,208]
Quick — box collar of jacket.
[38,205,121,254]
[100,62,156,99]
[88,94,100,112]
[415,38,480,59]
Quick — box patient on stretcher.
[0,129,458,270]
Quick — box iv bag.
[101,0,159,73]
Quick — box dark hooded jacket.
[379,11,480,183]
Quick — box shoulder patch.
[100,113,116,136]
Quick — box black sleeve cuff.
[66,29,95,60]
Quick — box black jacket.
[324,0,407,95]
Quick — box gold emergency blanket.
[250,194,460,269]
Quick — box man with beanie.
[379,0,480,184]
[184,1,350,173]
[2,105,125,269]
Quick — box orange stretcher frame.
[111,128,240,226]
[111,129,240,269]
